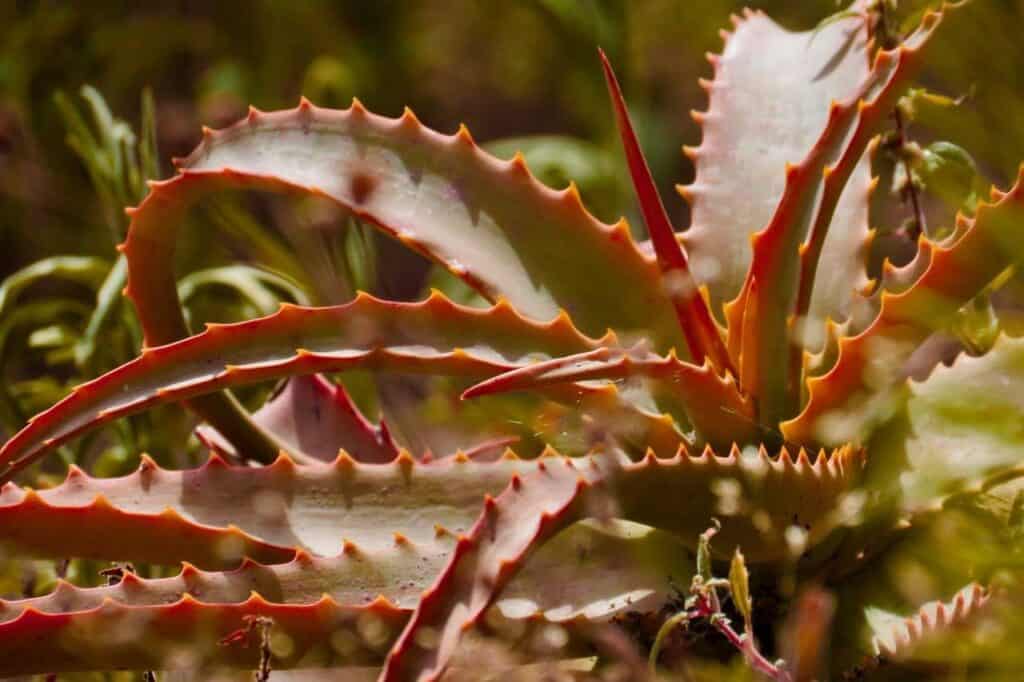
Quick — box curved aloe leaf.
[0,591,613,676]
[848,235,939,332]
[381,447,863,681]
[0,464,694,676]
[848,213,973,340]
[1,293,687,480]
[786,167,1024,446]
[0,593,409,675]
[723,5,952,427]
[1,521,688,618]
[0,452,535,566]
[0,443,861,574]
[120,98,685,464]
[161,101,679,345]
[868,583,988,660]
[681,8,871,326]
[0,522,687,674]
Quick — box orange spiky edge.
[123,98,687,463]
[197,373,400,464]
[0,586,618,675]
[871,583,988,659]
[463,346,760,451]
[599,50,733,375]
[381,446,863,681]
[724,3,955,431]
[789,5,957,405]
[167,99,681,345]
[848,219,958,331]
[0,444,860,570]
[785,165,1024,446]
[0,292,683,481]
[0,593,412,675]
[0,451,537,567]
[2,544,452,617]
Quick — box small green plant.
[2,2,1024,680]
[648,524,789,680]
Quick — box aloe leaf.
[463,346,761,450]
[381,447,863,681]
[0,521,685,674]
[168,104,680,344]
[0,443,860,572]
[120,101,686,462]
[197,374,398,463]
[0,292,645,479]
[723,5,954,428]
[847,224,949,332]
[849,259,923,336]
[893,335,1024,507]
[0,593,596,676]
[0,593,409,675]
[599,50,732,374]
[868,583,987,660]
[785,167,1024,446]
[791,6,957,376]
[681,7,871,326]
[0,453,534,567]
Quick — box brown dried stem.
[874,1,927,242]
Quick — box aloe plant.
[3,1,1024,679]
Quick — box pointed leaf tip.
[599,49,733,376]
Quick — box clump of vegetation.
[3,2,1024,680]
